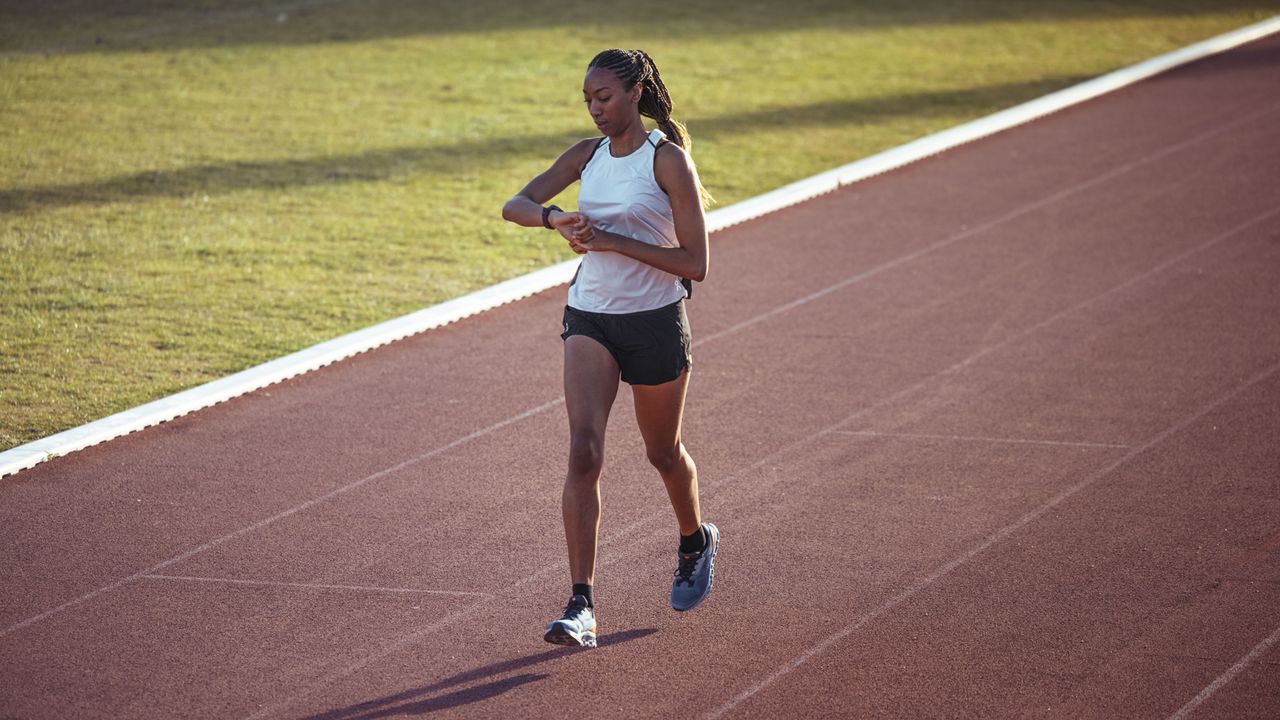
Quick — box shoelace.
[562,598,590,620]
[674,551,701,587]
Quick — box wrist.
[541,204,563,229]
[591,228,617,251]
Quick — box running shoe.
[543,594,597,648]
[670,522,719,611]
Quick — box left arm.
[574,144,709,282]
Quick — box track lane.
[2,31,1278,720]
[707,227,1280,718]
[264,57,1280,718]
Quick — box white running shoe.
[543,594,597,648]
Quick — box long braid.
[587,49,712,206]
[634,50,690,152]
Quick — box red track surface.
[4,36,1280,720]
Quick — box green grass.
[2,0,1277,450]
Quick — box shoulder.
[654,139,692,169]
[565,136,607,171]
[653,141,697,191]
[569,136,606,155]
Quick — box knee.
[646,443,685,475]
[567,431,605,479]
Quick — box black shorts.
[561,301,692,386]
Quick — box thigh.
[631,368,690,453]
[564,334,622,437]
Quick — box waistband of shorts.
[565,299,683,319]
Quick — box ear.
[631,82,643,104]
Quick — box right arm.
[502,138,599,230]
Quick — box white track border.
[4,15,1277,478]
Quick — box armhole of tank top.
[580,137,607,175]
[651,137,671,196]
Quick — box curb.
[4,15,1278,478]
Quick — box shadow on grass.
[0,75,1086,215]
[2,0,1270,55]
[298,627,658,719]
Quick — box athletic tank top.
[567,128,689,314]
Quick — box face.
[583,67,641,135]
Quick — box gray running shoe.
[670,522,719,611]
[543,594,597,648]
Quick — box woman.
[502,48,718,648]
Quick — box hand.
[570,218,617,254]
[570,218,595,249]
[552,211,593,254]
[549,209,581,229]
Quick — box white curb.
[4,15,1278,478]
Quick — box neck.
[608,118,649,156]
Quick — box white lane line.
[141,574,493,598]
[835,430,1131,449]
[240,203,1280,720]
[5,104,1274,644]
[706,357,1280,720]
[241,562,569,720]
[0,396,562,640]
[1167,623,1280,720]
[7,18,1279,481]
[808,205,1280,434]
[694,101,1280,348]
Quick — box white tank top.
[567,129,688,314]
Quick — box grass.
[2,0,1278,450]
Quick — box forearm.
[503,194,562,228]
[594,229,707,282]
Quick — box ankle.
[679,526,707,554]
[571,583,594,608]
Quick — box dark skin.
[501,66,710,587]
[501,67,709,282]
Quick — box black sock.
[679,526,707,554]
[571,583,594,608]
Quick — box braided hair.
[588,49,712,206]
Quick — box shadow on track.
[299,628,658,720]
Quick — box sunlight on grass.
[1,0,1276,449]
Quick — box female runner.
[502,49,718,648]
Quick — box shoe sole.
[672,522,719,612]
[543,624,598,648]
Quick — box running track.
[4,34,1279,720]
